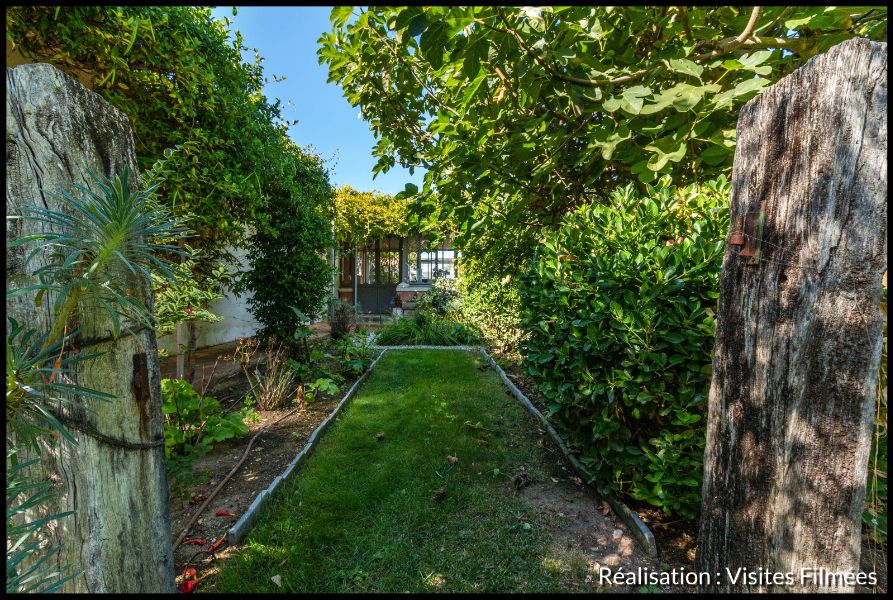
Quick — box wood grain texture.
[696,38,887,592]
[6,63,175,593]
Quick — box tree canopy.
[7,6,325,276]
[319,6,887,271]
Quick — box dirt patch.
[494,350,888,593]
[515,434,689,592]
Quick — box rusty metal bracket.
[729,204,765,265]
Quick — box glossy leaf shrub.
[320,6,886,277]
[519,177,730,517]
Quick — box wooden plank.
[697,38,887,593]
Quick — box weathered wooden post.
[696,38,887,592]
[6,63,176,592]
[696,39,887,591]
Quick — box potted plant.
[391,294,403,317]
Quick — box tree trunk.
[6,63,176,592]
[696,38,887,592]
[185,321,198,383]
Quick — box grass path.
[206,349,633,593]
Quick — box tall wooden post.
[696,38,887,592]
[6,63,176,592]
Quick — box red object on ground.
[215,509,235,517]
[183,538,208,545]
[178,580,198,593]
[183,567,197,580]
[208,533,226,553]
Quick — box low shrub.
[415,278,460,318]
[376,312,481,346]
[329,298,357,340]
[234,337,298,410]
[162,378,253,488]
[519,177,729,518]
[334,331,377,374]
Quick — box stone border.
[372,344,479,350]
[227,344,657,557]
[477,347,658,556]
[227,349,389,544]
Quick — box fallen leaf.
[446,455,458,464]
[183,538,208,545]
[597,501,612,516]
[376,432,385,441]
[208,533,226,553]
[215,509,235,517]
[477,438,488,446]
[431,487,446,503]
[612,529,623,542]
[271,575,282,588]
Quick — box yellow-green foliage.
[333,186,409,247]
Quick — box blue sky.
[209,6,424,196]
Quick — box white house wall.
[157,245,260,353]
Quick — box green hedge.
[456,258,525,352]
[519,177,730,517]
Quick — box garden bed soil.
[160,326,369,586]
[490,349,887,594]
[167,392,347,583]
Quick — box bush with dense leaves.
[236,146,333,350]
[456,258,525,351]
[376,311,481,346]
[6,7,313,276]
[415,277,460,318]
[519,177,729,517]
[162,378,251,460]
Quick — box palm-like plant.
[6,166,189,593]
[8,166,188,344]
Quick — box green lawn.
[207,349,587,593]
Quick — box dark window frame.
[357,237,402,286]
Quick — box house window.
[355,237,402,285]
[407,236,459,282]
[380,237,401,284]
